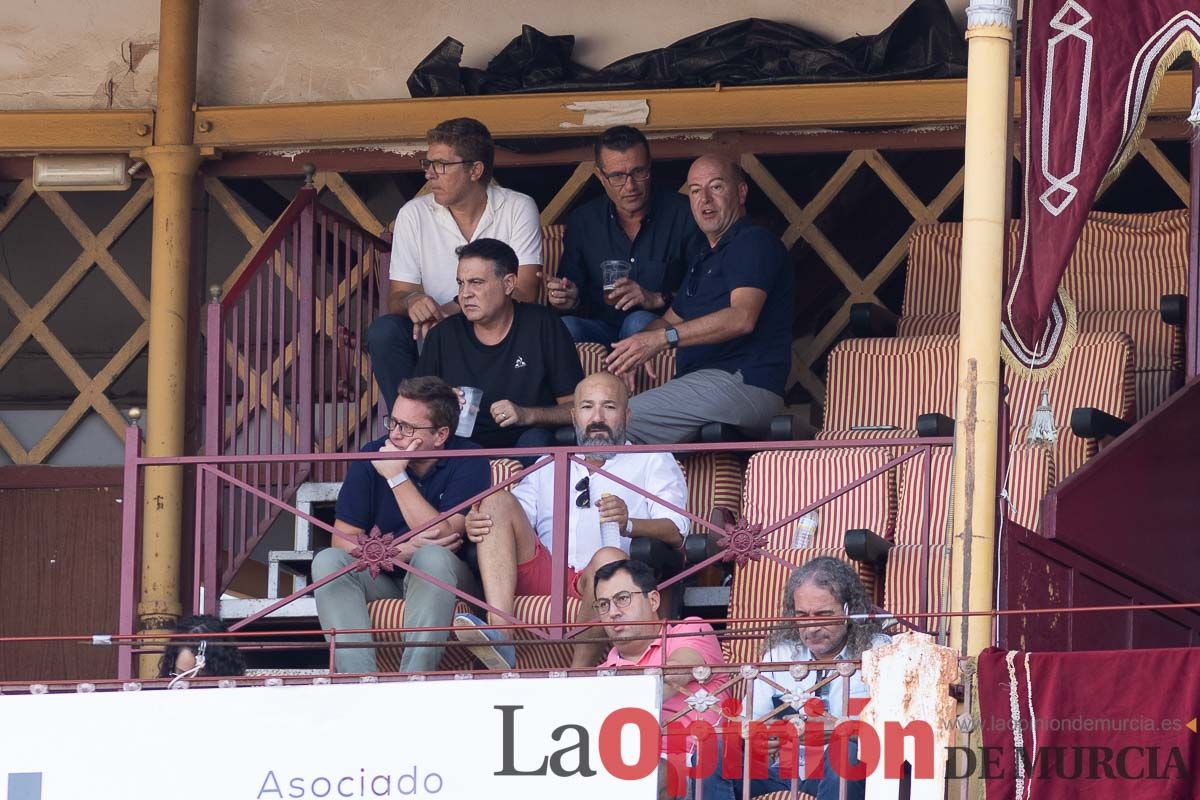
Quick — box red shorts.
[515,538,584,599]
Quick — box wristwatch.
[664,326,680,349]
[624,519,634,536]
[387,471,410,489]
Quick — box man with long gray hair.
[701,556,889,800]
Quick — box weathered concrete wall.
[1,0,968,110]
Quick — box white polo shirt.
[511,449,689,571]
[389,183,543,305]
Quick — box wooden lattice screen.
[0,136,1190,465]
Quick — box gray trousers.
[626,369,784,444]
[311,545,478,674]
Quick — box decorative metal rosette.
[686,688,721,713]
[717,519,769,566]
[350,530,400,578]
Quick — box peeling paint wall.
[1,0,969,110]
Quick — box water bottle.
[793,510,819,549]
[598,492,624,549]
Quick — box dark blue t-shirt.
[559,189,705,328]
[670,218,794,396]
[334,436,491,535]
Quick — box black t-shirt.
[415,302,584,448]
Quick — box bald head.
[687,155,749,245]
[573,371,631,451]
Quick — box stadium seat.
[679,452,745,534]
[537,224,566,305]
[369,596,583,672]
[576,342,609,378]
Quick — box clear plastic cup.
[601,260,632,305]
[456,386,483,437]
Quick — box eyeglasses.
[601,167,651,187]
[420,158,477,175]
[383,416,440,437]
[575,475,591,508]
[593,590,648,616]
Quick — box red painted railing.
[203,187,390,607]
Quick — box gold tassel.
[1026,388,1058,446]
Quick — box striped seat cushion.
[1003,443,1056,532]
[679,452,745,533]
[634,348,677,395]
[368,596,583,672]
[742,450,895,551]
[1060,209,1187,311]
[824,335,958,431]
[893,445,954,548]
[576,342,609,378]
[537,224,566,305]
[369,599,476,673]
[725,547,853,664]
[1078,309,1179,418]
[755,793,816,800]
[1005,331,1134,479]
[490,458,524,489]
[883,543,950,631]
[896,313,959,337]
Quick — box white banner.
[0,675,661,800]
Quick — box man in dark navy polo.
[606,154,794,444]
[546,126,704,346]
[311,375,490,674]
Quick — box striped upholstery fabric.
[634,348,677,394]
[490,458,524,489]
[1079,309,1177,418]
[368,596,583,672]
[824,335,958,431]
[893,446,954,548]
[369,599,477,673]
[883,543,950,626]
[896,312,958,337]
[724,547,852,664]
[679,453,745,533]
[1006,331,1134,478]
[756,793,816,800]
[575,342,609,378]
[742,450,895,551]
[537,224,566,305]
[902,215,1185,419]
[1003,444,1056,532]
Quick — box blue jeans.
[699,737,863,800]
[367,313,419,412]
[562,310,659,346]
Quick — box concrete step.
[221,596,317,620]
[267,549,313,599]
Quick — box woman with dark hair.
[701,557,889,800]
[157,614,247,679]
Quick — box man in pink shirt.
[594,559,727,797]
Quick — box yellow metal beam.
[0,109,153,152]
[0,71,1192,155]
[190,71,1196,150]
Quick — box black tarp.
[407,0,966,98]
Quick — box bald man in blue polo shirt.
[606,155,794,444]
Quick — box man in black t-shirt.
[415,238,583,458]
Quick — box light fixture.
[33,154,132,191]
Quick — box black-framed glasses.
[383,416,440,437]
[420,158,476,175]
[593,590,648,616]
[575,476,591,508]
[601,166,651,187]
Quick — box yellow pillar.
[949,1,1014,660]
[137,0,201,677]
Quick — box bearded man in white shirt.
[367,117,544,410]
[452,371,688,670]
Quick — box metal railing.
[117,427,956,681]
[203,185,390,603]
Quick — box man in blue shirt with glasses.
[606,154,794,444]
[546,126,704,346]
[311,375,490,674]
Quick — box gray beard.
[576,425,625,460]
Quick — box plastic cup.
[601,260,632,305]
[456,386,483,437]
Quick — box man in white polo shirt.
[368,117,543,410]
[452,371,688,670]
